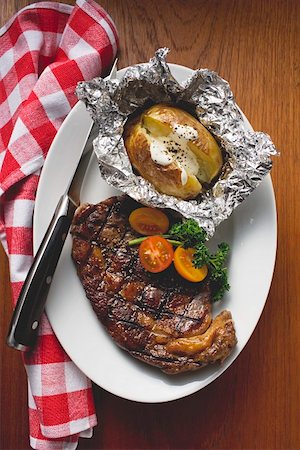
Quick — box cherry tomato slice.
[129,207,169,235]
[139,236,174,273]
[174,247,208,282]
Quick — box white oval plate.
[34,64,277,403]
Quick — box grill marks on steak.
[71,195,237,374]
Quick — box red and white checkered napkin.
[0,1,118,448]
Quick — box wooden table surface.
[1,0,299,449]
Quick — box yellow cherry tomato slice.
[174,247,208,282]
[129,207,169,235]
[139,236,174,273]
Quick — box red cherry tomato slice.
[139,236,174,273]
[129,207,169,235]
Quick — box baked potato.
[123,104,223,200]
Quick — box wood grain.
[1,0,300,449]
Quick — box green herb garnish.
[168,220,230,301]
[128,218,230,301]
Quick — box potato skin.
[123,104,223,200]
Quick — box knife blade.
[7,59,118,351]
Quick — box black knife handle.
[6,195,76,351]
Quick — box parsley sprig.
[128,218,230,302]
[168,220,230,301]
[167,219,207,248]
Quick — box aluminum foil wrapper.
[76,48,278,238]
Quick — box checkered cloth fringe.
[0,1,118,448]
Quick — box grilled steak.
[71,195,237,374]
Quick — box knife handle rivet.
[32,321,39,330]
[46,275,52,285]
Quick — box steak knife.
[7,59,118,351]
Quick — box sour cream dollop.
[148,124,199,185]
